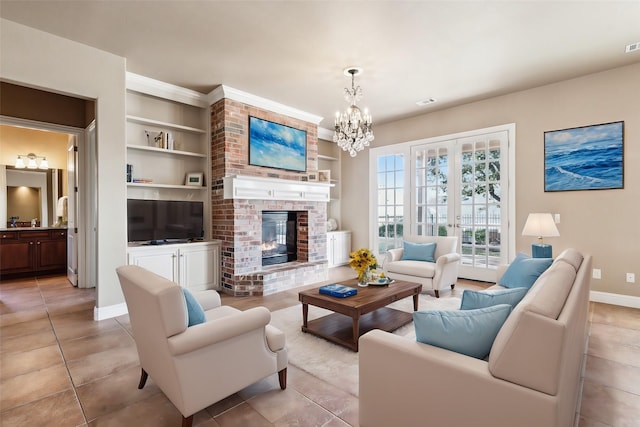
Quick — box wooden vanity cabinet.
[0,229,67,278]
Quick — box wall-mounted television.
[127,199,204,243]
[248,116,307,172]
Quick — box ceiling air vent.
[625,42,640,53]
[416,98,437,106]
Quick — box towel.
[56,196,68,218]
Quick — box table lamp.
[522,213,559,258]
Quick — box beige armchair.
[116,265,287,427]
[382,235,460,297]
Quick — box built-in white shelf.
[127,183,206,190]
[126,115,206,134]
[126,144,206,158]
[318,154,338,161]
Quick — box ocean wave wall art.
[544,121,623,191]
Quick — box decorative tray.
[367,278,393,286]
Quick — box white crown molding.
[206,85,323,125]
[126,72,208,108]
[318,127,334,141]
[590,291,640,309]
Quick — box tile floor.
[1,270,639,426]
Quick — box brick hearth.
[210,98,328,295]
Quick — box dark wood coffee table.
[298,279,422,351]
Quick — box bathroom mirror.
[3,166,64,228]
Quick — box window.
[375,154,405,254]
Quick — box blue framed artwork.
[249,116,307,172]
[544,121,624,192]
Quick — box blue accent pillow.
[460,287,528,310]
[401,241,437,262]
[182,288,206,327]
[413,304,512,359]
[498,253,553,289]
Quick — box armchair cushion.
[413,304,512,359]
[182,288,206,326]
[498,253,553,289]
[401,241,437,262]
[460,287,528,310]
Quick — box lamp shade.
[522,213,559,239]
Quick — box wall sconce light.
[15,153,49,170]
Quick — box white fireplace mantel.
[223,175,331,202]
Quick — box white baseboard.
[94,302,128,321]
[589,291,640,309]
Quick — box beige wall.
[342,62,640,297]
[1,18,127,308]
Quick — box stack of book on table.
[319,284,357,298]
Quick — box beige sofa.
[360,249,591,427]
[382,235,461,297]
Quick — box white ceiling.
[2,1,639,129]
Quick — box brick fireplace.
[210,98,329,296]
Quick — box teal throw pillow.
[460,287,528,310]
[401,241,437,262]
[498,253,553,289]
[182,288,206,327]
[413,304,512,359]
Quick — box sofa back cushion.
[488,257,580,395]
[553,248,584,271]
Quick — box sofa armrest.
[435,252,461,266]
[168,307,270,356]
[191,289,221,311]
[383,248,404,267]
[359,330,556,427]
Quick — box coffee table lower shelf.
[301,307,413,351]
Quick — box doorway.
[412,130,510,281]
[0,118,96,288]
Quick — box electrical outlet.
[626,273,636,283]
[554,214,561,224]
[592,269,601,279]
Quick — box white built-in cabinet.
[125,74,217,288]
[327,231,351,267]
[127,241,221,291]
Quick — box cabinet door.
[128,248,179,283]
[37,239,67,272]
[0,241,35,275]
[326,234,335,267]
[334,232,352,266]
[179,244,219,291]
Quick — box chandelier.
[333,67,374,157]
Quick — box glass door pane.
[375,154,405,254]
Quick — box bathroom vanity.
[0,227,67,279]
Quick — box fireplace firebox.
[262,211,297,266]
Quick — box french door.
[411,130,510,282]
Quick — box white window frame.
[369,123,516,262]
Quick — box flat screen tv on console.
[127,199,204,243]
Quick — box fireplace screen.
[262,211,297,266]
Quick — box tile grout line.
[36,277,90,426]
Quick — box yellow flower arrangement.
[349,248,378,283]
